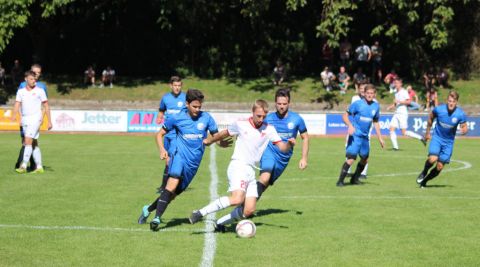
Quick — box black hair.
[275,87,291,103]
[186,88,204,103]
[170,76,182,83]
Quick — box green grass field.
[1,133,479,266]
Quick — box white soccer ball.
[235,220,256,238]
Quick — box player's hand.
[424,132,431,141]
[10,116,16,122]
[379,138,385,149]
[287,138,296,146]
[347,125,355,135]
[159,149,168,160]
[203,138,212,146]
[217,137,233,148]
[47,122,53,130]
[299,158,307,170]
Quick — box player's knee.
[436,162,444,171]
[229,197,243,206]
[243,207,255,218]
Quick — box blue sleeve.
[347,101,358,115]
[207,114,219,135]
[159,96,167,112]
[373,105,380,121]
[162,116,175,132]
[297,116,307,134]
[432,106,439,118]
[18,81,26,90]
[459,111,467,124]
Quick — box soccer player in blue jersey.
[15,64,48,171]
[155,76,187,192]
[416,91,468,188]
[137,89,221,231]
[336,84,385,186]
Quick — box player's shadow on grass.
[425,184,452,188]
[160,218,191,229]
[255,208,299,218]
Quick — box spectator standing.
[84,66,96,87]
[320,66,336,92]
[0,62,5,86]
[384,69,398,94]
[437,68,449,88]
[355,40,371,77]
[423,67,436,92]
[321,41,334,69]
[100,66,115,88]
[353,68,367,93]
[272,60,286,86]
[425,87,439,111]
[337,66,350,94]
[339,39,352,70]
[10,59,23,87]
[407,85,421,110]
[370,41,383,84]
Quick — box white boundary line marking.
[271,195,480,200]
[200,145,218,267]
[0,224,204,232]
[283,159,472,181]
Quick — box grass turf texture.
[26,76,480,106]
[0,133,479,266]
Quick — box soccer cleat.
[416,173,425,184]
[350,177,362,185]
[137,205,150,224]
[214,222,226,233]
[336,181,345,187]
[31,167,44,174]
[359,174,367,180]
[421,138,427,147]
[15,167,27,174]
[149,216,161,231]
[189,210,203,224]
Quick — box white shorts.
[390,113,408,129]
[227,160,258,198]
[21,116,42,139]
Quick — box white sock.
[361,163,368,176]
[390,131,398,149]
[199,196,230,216]
[216,205,244,226]
[405,130,423,140]
[32,147,43,169]
[22,145,33,168]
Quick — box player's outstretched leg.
[419,165,442,188]
[417,159,434,184]
[405,130,427,146]
[190,196,231,224]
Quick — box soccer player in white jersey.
[188,100,295,226]
[387,78,426,150]
[11,71,52,173]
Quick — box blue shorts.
[167,153,199,195]
[259,154,290,186]
[428,136,454,164]
[345,135,370,159]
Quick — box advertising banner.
[326,113,480,136]
[127,111,162,132]
[0,108,49,131]
[51,110,127,132]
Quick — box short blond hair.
[252,99,268,113]
[448,90,459,101]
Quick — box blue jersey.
[18,81,48,97]
[347,99,380,137]
[163,111,218,170]
[432,104,466,142]
[264,111,307,158]
[159,92,187,120]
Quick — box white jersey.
[228,118,282,167]
[16,86,47,118]
[394,88,409,115]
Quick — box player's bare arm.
[299,132,309,170]
[203,129,230,146]
[156,111,165,124]
[11,101,20,123]
[155,128,168,160]
[342,112,355,135]
[42,101,52,130]
[373,121,385,148]
[274,138,295,153]
[424,111,436,141]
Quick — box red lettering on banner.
[143,113,154,124]
[130,113,140,125]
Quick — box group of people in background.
[84,65,116,88]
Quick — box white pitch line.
[271,195,480,200]
[200,145,218,267]
[283,159,472,181]
[0,224,204,233]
